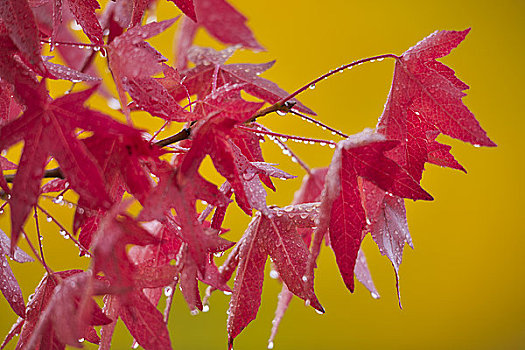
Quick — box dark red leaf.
[377,29,495,181]
[119,291,172,350]
[0,0,43,71]
[168,0,196,22]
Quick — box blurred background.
[0,0,523,349]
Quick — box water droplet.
[328,144,336,149]
[371,292,380,299]
[78,338,85,343]
[267,341,274,349]
[276,110,287,116]
[301,275,308,282]
[473,144,481,148]
[164,286,173,297]
[190,309,199,316]
[69,21,82,31]
[0,210,4,214]
[414,111,420,116]
[304,299,311,307]
[202,304,210,312]
[132,343,139,349]
[107,98,121,110]
[223,291,232,296]
[315,309,324,315]
[309,83,316,90]
[269,270,279,279]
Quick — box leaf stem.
[33,206,50,274]
[36,204,91,257]
[290,110,349,138]
[238,126,337,147]
[279,53,399,106]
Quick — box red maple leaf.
[315,130,432,292]
[12,270,111,349]
[0,83,138,251]
[174,0,262,69]
[227,210,323,348]
[0,229,33,318]
[377,29,495,181]
[164,46,315,116]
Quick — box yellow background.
[1,0,523,349]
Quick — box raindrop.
[473,144,481,148]
[132,343,139,349]
[276,110,287,116]
[223,291,232,296]
[269,270,279,279]
[328,144,335,149]
[0,210,3,215]
[69,21,82,31]
[164,286,173,297]
[202,304,210,312]
[309,83,316,90]
[304,299,311,307]
[301,275,308,282]
[371,292,380,299]
[267,341,274,349]
[78,338,85,343]
[315,309,324,315]
[107,98,121,110]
